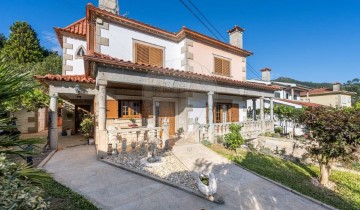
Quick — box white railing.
[109,126,163,143]
[198,120,274,142]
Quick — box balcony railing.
[198,120,274,142]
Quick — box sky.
[0,0,359,83]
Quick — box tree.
[32,53,62,75]
[302,106,360,185]
[1,22,43,64]
[274,104,305,136]
[0,33,6,51]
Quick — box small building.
[300,83,356,107]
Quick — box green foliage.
[216,135,224,144]
[201,140,212,147]
[224,124,244,152]
[79,114,94,139]
[1,22,44,64]
[273,77,332,89]
[31,53,62,76]
[0,33,6,51]
[1,88,49,112]
[211,145,360,210]
[274,126,283,134]
[0,154,49,210]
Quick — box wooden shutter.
[149,47,163,67]
[135,43,149,64]
[230,103,239,122]
[214,57,222,74]
[106,100,118,119]
[222,60,230,76]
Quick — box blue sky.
[1,0,359,82]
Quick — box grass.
[42,178,99,210]
[209,144,360,210]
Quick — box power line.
[178,0,221,40]
[186,0,227,42]
[247,62,262,79]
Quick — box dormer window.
[75,46,85,58]
[134,42,164,67]
[214,56,231,77]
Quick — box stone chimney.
[333,82,341,91]
[99,0,119,14]
[227,25,244,49]
[261,68,271,82]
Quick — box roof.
[82,52,279,92]
[54,4,253,57]
[300,88,356,96]
[54,18,87,47]
[34,75,95,84]
[277,99,323,107]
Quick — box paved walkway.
[44,145,329,210]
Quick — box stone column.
[260,97,265,132]
[49,93,58,150]
[161,118,169,148]
[270,98,274,121]
[252,99,257,121]
[98,82,107,131]
[291,88,295,100]
[208,91,214,143]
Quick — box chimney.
[227,25,244,49]
[333,82,341,91]
[99,0,119,14]
[261,68,271,82]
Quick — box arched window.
[75,46,85,58]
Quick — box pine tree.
[1,22,43,64]
[0,33,6,51]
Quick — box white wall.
[65,37,87,75]
[101,23,184,70]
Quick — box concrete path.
[172,144,330,210]
[45,145,330,210]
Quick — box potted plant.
[128,118,138,128]
[196,172,217,201]
[79,114,94,144]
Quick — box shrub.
[224,124,244,153]
[201,140,212,147]
[0,154,49,209]
[274,126,283,134]
[79,114,94,139]
[216,135,224,144]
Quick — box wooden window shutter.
[214,57,222,74]
[222,60,230,76]
[230,103,239,122]
[135,43,149,64]
[106,100,118,119]
[149,47,163,67]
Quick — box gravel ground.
[105,150,198,190]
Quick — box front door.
[75,105,91,133]
[158,101,176,136]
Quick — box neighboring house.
[300,83,355,107]
[35,0,278,155]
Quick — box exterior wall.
[275,90,301,100]
[37,108,47,132]
[62,36,87,75]
[100,23,184,70]
[303,94,351,107]
[189,40,246,81]
[14,110,37,134]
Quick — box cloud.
[41,31,62,54]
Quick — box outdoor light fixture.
[74,84,81,94]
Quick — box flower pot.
[128,124,138,128]
[88,138,95,145]
[196,173,217,200]
[66,129,72,136]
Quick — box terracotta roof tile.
[34,74,95,84]
[277,99,323,107]
[300,88,356,96]
[83,52,279,92]
[61,18,87,36]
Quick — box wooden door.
[159,101,176,136]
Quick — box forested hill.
[272,77,332,89]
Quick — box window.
[119,100,142,118]
[274,92,281,98]
[75,46,85,58]
[134,42,164,67]
[207,103,239,123]
[214,57,231,76]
